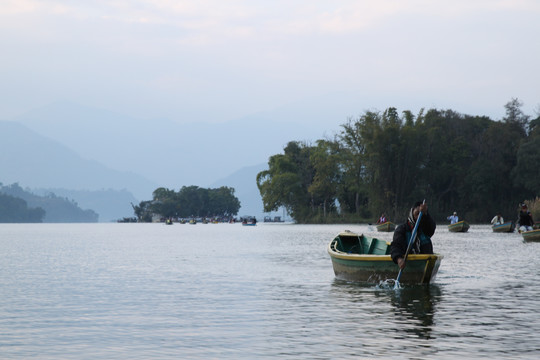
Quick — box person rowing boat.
[391,201,436,270]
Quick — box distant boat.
[165,219,173,225]
[327,231,443,285]
[189,219,197,225]
[376,221,395,232]
[241,216,257,226]
[491,221,515,233]
[263,216,284,223]
[521,229,540,242]
[448,221,470,232]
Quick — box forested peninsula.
[257,99,540,224]
[0,183,99,223]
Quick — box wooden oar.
[395,206,424,288]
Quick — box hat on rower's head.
[453,212,457,215]
[522,203,528,208]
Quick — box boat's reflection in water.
[331,279,443,340]
[384,284,442,339]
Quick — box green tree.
[421,110,478,217]
[513,137,540,196]
[258,102,538,223]
[257,141,315,222]
[135,185,241,220]
[512,109,540,197]
[151,187,179,219]
[308,139,341,219]
[177,186,209,217]
[208,186,241,217]
[132,200,153,222]
[354,108,426,219]
[463,120,525,219]
[338,118,369,216]
[503,98,529,135]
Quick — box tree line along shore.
[257,99,539,224]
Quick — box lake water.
[1,222,539,359]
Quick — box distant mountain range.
[0,99,351,221]
[0,121,157,198]
[12,101,339,189]
[0,121,154,221]
[0,118,277,221]
[1,100,339,221]
[0,183,99,223]
[210,163,277,221]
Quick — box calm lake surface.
[1,222,539,359]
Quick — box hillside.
[0,183,98,223]
[32,188,139,222]
[0,120,157,200]
[14,101,332,190]
[210,163,287,221]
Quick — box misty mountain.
[0,119,275,221]
[13,101,339,190]
[6,100,346,220]
[31,188,139,222]
[210,163,267,219]
[210,162,289,221]
[0,120,157,200]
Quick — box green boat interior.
[335,233,391,255]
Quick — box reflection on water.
[330,279,442,340]
[385,285,442,339]
[1,223,540,359]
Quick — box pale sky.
[1,0,539,124]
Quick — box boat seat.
[369,238,390,255]
[337,235,361,253]
[359,237,372,254]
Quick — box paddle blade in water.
[377,279,399,290]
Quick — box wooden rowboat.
[491,221,515,233]
[521,229,540,242]
[327,231,443,285]
[376,221,396,232]
[448,220,470,232]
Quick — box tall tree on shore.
[338,118,369,215]
[257,141,315,221]
[308,139,341,220]
[257,100,538,223]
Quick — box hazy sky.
[1,0,539,124]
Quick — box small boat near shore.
[242,217,257,226]
[521,229,540,242]
[448,221,470,232]
[492,221,515,233]
[327,231,443,285]
[376,221,395,232]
